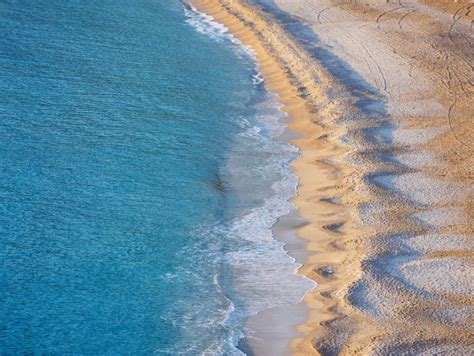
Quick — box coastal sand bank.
[188,0,473,354]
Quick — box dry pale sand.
[189,0,473,354]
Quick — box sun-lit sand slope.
[190,0,473,354]
[270,1,474,354]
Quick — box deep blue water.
[0,1,312,353]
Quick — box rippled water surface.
[0,1,312,353]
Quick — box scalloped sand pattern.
[189,0,473,354]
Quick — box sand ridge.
[187,0,364,353]
[270,1,474,353]
[188,0,473,354]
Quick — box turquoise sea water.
[0,1,312,353]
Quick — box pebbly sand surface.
[189,0,473,354]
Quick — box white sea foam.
[184,4,229,40]
[183,4,315,354]
[224,112,315,302]
[252,72,264,86]
[216,97,315,352]
[183,4,263,85]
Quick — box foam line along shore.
[183,3,318,354]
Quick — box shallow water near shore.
[0,0,313,353]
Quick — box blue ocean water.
[0,1,313,353]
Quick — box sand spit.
[188,0,473,354]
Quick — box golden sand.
[188,0,473,354]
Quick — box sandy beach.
[189,0,473,354]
